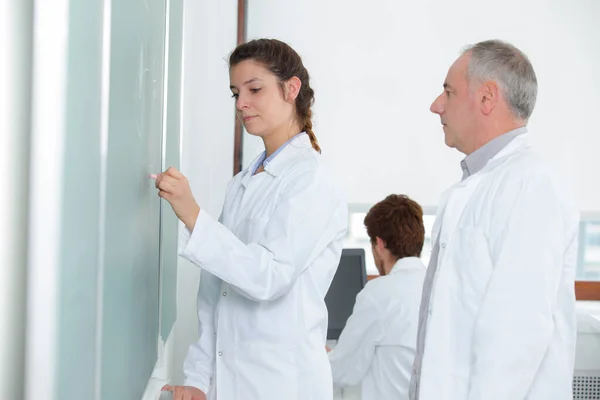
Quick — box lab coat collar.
[461,132,532,182]
[240,134,313,187]
[264,133,312,176]
[489,132,532,163]
[452,132,532,189]
[431,132,534,244]
[389,257,425,275]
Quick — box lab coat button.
[441,243,446,249]
[218,351,223,356]
[222,292,227,296]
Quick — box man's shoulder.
[490,149,567,192]
[486,148,578,214]
[362,268,425,300]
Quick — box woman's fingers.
[165,166,185,180]
[157,175,178,193]
[173,386,184,400]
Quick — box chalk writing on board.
[135,44,150,140]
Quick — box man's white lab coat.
[329,257,426,399]
[416,133,579,399]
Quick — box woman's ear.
[284,76,302,103]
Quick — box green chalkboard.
[53,0,182,399]
[100,0,165,398]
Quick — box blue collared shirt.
[251,132,307,175]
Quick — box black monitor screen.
[324,248,367,340]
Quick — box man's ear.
[375,236,386,251]
[479,80,500,115]
[284,76,302,103]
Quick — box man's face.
[430,53,479,155]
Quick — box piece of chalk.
[150,174,158,179]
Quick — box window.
[576,219,600,300]
[578,221,600,281]
[345,208,600,299]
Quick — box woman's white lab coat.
[178,134,348,400]
[329,257,426,400]
[417,133,579,399]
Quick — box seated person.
[328,194,426,400]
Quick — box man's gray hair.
[463,40,537,122]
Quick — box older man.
[410,40,579,400]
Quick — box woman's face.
[229,60,297,138]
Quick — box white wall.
[246,0,600,211]
[172,0,238,385]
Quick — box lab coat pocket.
[236,342,302,396]
[451,227,493,314]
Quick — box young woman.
[159,39,348,400]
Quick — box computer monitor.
[325,248,368,340]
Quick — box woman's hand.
[153,167,200,230]
[162,385,206,400]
